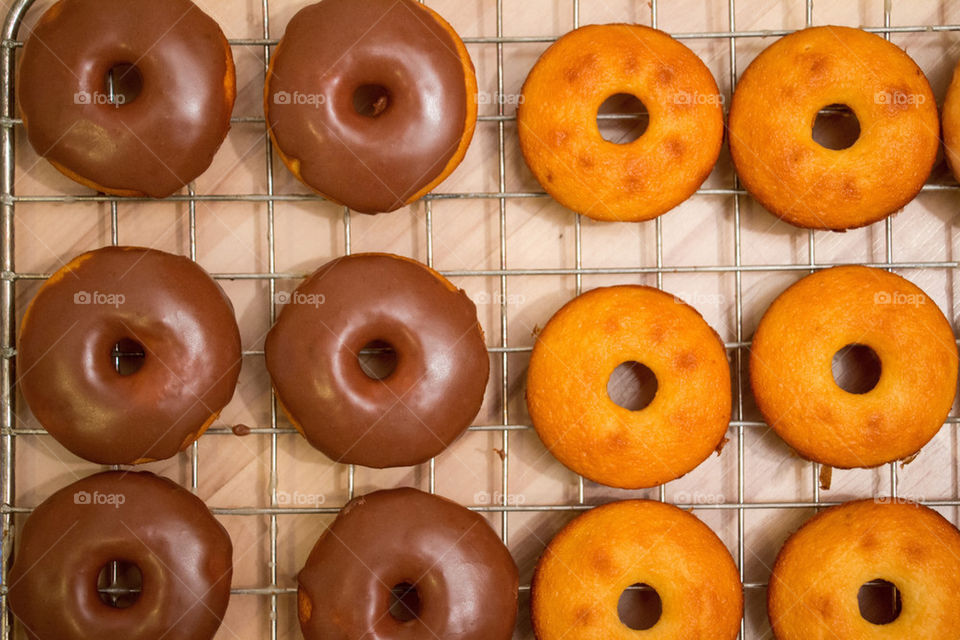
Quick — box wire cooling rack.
[2,0,960,638]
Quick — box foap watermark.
[476,91,525,106]
[673,291,726,307]
[74,90,126,108]
[873,290,925,307]
[74,490,126,508]
[274,291,326,307]
[674,491,726,505]
[874,90,926,106]
[473,291,526,306]
[277,490,326,507]
[875,493,924,505]
[670,90,724,106]
[273,90,326,109]
[474,490,526,506]
[74,290,125,308]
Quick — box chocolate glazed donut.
[265,0,478,213]
[264,253,489,468]
[298,488,518,640]
[17,0,236,198]
[17,247,242,465]
[8,471,233,640]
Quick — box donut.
[17,0,236,198]
[298,487,518,640]
[532,500,742,639]
[265,0,477,214]
[264,253,488,468]
[526,286,731,488]
[8,471,233,640]
[517,24,724,222]
[942,56,960,181]
[768,499,960,638]
[17,246,243,465]
[750,265,957,469]
[728,26,938,230]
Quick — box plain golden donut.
[768,499,960,639]
[729,26,938,230]
[532,500,743,639]
[518,24,724,222]
[942,55,960,180]
[526,286,731,488]
[750,265,958,469]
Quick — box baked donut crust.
[526,286,731,489]
[728,26,938,230]
[517,24,724,222]
[750,265,958,469]
[768,499,960,639]
[532,500,743,639]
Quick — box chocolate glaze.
[17,246,242,464]
[266,0,469,213]
[264,253,488,468]
[8,471,233,640]
[17,0,235,198]
[298,488,518,640]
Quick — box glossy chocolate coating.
[298,488,518,640]
[8,471,233,640]
[264,253,489,468]
[17,246,242,464]
[17,0,235,198]
[266,0,469,213]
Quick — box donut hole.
[832,344,881,394]
[617,583,662,630]
[354,84,391,118]
[105,63,143,106]
[112,338,146,376]
[607,361,658,411]
[358,340,398,380]
[858,579,902,625]
[813,104,860,150]
[96,560,142,609]
[388,582,420,622]
[597,93,649,144]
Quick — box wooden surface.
[7,0,960,638]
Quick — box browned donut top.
[8,471,233,640]
[265,0,469,213]
[768,500,960,638]
[728,26,938,229]
[264,253,489,468]
[17,246,242,465]
[298,488,518,640]
[17,0,235,198]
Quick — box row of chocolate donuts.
[20,0,960,230]
[9,472,520,640]
[17,248,488,468]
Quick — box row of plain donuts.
[18,0,958,230]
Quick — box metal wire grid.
[0,0,958,638]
